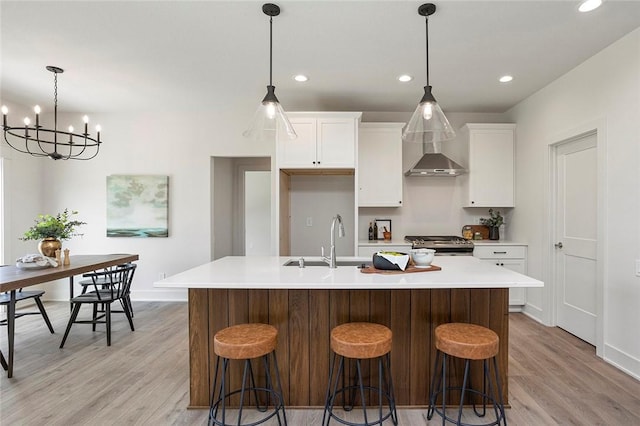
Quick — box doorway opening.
[211,157,271,259]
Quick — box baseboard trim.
[603,343,640,381]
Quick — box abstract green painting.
[106,175,169,237]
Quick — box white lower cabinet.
[473,244,527,307]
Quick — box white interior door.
[555,133,598,344]
[244,171,271,256]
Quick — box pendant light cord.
[53,70,59,145]
[425,14,430,87]
[269,15,273,87]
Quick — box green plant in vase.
[21,209,86,257]
[479,208,504,240]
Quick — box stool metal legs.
[323,352,398,426]
[209,351,287,426]
[427,351,507,426]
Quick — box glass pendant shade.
[243,3,296,141]
[243,85,297,140]
[403,85,455,143]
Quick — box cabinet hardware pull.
[493,251,507,254]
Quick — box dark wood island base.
[188,287,508,408]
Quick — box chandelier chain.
[53,71,58,107]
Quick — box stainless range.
[404,235,474,255]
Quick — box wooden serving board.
[467,225,489,240]
[360,264,441,274]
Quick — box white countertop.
[154,256,543,290]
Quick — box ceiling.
[2,1,640,116]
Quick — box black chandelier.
[1,66,102,160]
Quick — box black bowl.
[372,252,407,270]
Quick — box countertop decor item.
[479,209,504,240]
[1,66,103,160]
[375,219,392,240]
[243,3,297,141]
[21,209,86,257]
[402,3,455,144]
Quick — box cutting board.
[466,225,489,240]
[360,264,441,274]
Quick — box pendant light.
[402,3,455,143]
[243,3,297,141]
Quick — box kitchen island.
[155,255,543,408]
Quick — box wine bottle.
[368,222,374,240]
[373,222,378,240]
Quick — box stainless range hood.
[405,142,466,177]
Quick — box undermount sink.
[283,259,371,267]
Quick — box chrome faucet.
[322,214,345,268]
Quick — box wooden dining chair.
[0,289,55,334]
[59,263,137,348]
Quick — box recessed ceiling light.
[578,0,602,13]
[294,74,308,82]
[398,74,413,82]
[499,75,513,83]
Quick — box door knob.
[554,242,563,249]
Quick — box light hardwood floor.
[1,301,639,425]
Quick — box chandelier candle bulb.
[83,115,88,135]
[2,106,7,126]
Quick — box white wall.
[3,107,274,301]
[289,174,355,256]
[0,101,43,265]
[506,28,640,378]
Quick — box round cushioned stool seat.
[435,323,498,360]
[331,322,392,359]
[214,323,277,360]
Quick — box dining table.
[0,253,139,378]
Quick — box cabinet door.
[317,118,356,168]
[500,260,526,305]
[358,124,403,207]
[278,118,317,168]
[467,127,515,207]
[479,258,526,305]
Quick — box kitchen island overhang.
[155,256,543,408]
[155,255,543,290]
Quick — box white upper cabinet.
[277,112,361,169]
[358,123,404,207]
[461,123,516,207]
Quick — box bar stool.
[323,322,398,426]
[427,323,507,426]
[209,323,287,426]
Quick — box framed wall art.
[107,175,169,237]
[375,218,392,240]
